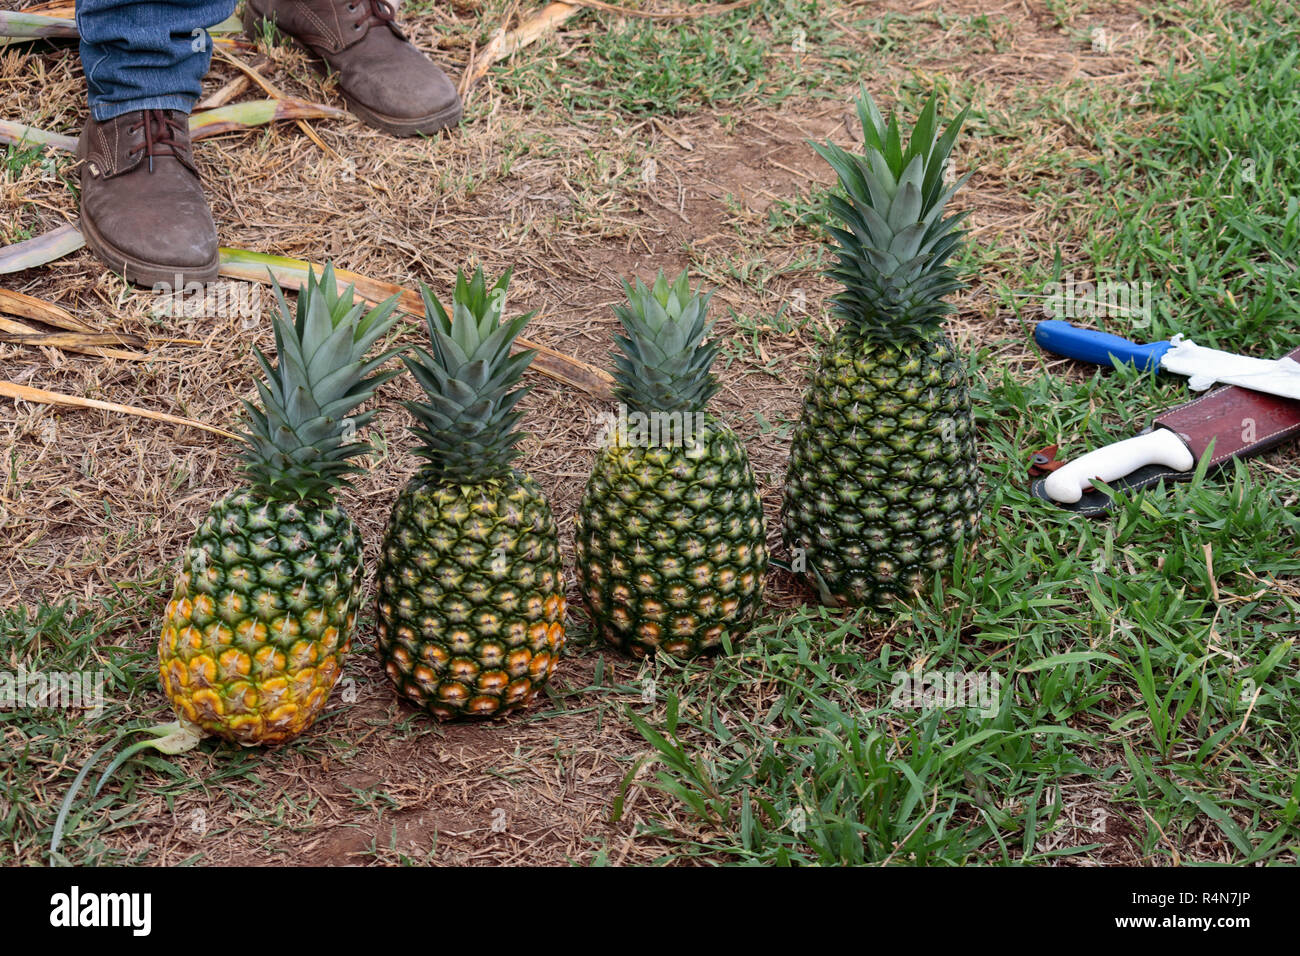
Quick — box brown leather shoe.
[76,110,220,288]
[243,0,463,136]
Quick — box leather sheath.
[1033,343,1300,516]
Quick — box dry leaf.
[465,3,583,89]
[17,1,76,17]
[0,317,148,361]
[0,224,86,274]
[0,287,92,332]
[0,380,236,438]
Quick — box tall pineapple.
[575,270,768,657]
[783,90,980,607]
[376,268,565,719]
[159,265,401,745]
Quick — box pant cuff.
[90,95,197,122]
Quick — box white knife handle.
[1044,429,1194,503]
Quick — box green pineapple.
[376,268,565,719]
[159,265,401,745]
[782,90,981,606]
[575,270,768,657]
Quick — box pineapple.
[159,265,401,745]
[376,268,565,719]
[782,90,980,607]
[575,270,768,657]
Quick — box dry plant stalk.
[0,317,147,361]
[0,239,611,398]
[0,11,76,40]
[218,248,616,400]
[0,287,92,332]
[0,287,152,360]
[213,51,340,157]
[0,120,77,152]
[1,98,343,159]
[464,3,582,90]
[188,97,348,137]
[0,380,237,439]
[197,74,254,111]
[16,1,76,17]
[572,0,760,18]
[0,224,85,274]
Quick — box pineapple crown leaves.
[403,267,536,485]
[611,269,720,414]
[813,87,972,340]
[238,263,404,502]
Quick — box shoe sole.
[75,137,220,288]
[242,5,463,137]
[78,207,220,288]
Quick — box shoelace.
[343,0,395,36]
[126,109,186,173]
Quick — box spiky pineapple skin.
[376,470,566,719]
[158,490,362,746]
[576,416,768,657]
[782,331,980,607]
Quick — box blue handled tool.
[1034,320,1300,399]
[1033,320,1172,371]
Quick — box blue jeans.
[76,0,237,120]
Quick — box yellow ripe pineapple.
[158,266,401,745]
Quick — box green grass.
[0,597,174,865]
[2,142,43,179]
[619,454,1300,863]
[1073,18,1300,353]
[495,8,772,117]
[1,142,64,242]
[491,0,930,118]
[619,0,1300,864]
